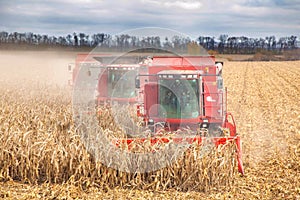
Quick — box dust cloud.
[0,50,78,87]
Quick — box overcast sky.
[0,0,299,39]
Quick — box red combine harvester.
[70,53,143,105]
[72,53,244,175]
[114,55,244,175]
[94,63,140,105]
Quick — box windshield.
[158,78,199,119]
[108,69,137,98]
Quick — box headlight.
[148,119,154,125]
[200,118,209,128]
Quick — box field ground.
[216,54,254,61]
[0,51,299,199]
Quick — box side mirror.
[135,77,140,88]
[215,61,224,65]
[215,62,223,75]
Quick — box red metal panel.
[152,56,215,66]
[182,56,215,66]
[98,69,108,97]
[153,57,183,66]
[203,81,221,119]
[144,83,158,118]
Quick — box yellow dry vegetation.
[223,61,300,199]
[0,81,238,195]
[0,54,299,199]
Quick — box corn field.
[0,52,299,199]
[0,80,237,191]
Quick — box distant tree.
[278,37,287,51]
[154,36,161,48]
[25,32,33,44]
[288,35,297,49]
[130,36,137,47]
[91,33,102,46]
[123,34,130,48]
[73,33,78,46]
[42,35,49,45]
[198,36,215,50]
[58,36,67,46]
[227,37,237,54]
[218,34,228,53]
[102,34,112,48]
[198,36,205,48]
[78,33,86,46]
[85,35,90,46]
[51,36,58,45]
[0,31,8,43]
[163,37,172,49]
[66,34,72,46]
[36,34,42,45]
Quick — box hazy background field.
[0,50,77,86]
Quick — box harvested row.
[223,61,300,199]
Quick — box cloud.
[142,0,202,10]
[0,0,299,38]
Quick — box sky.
[0,0,299,40]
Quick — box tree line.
[0,31,298,54]
[199,35,298,54]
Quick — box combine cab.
[71,54,143,105]
[94,64,139,105]
[138,56,225,133]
